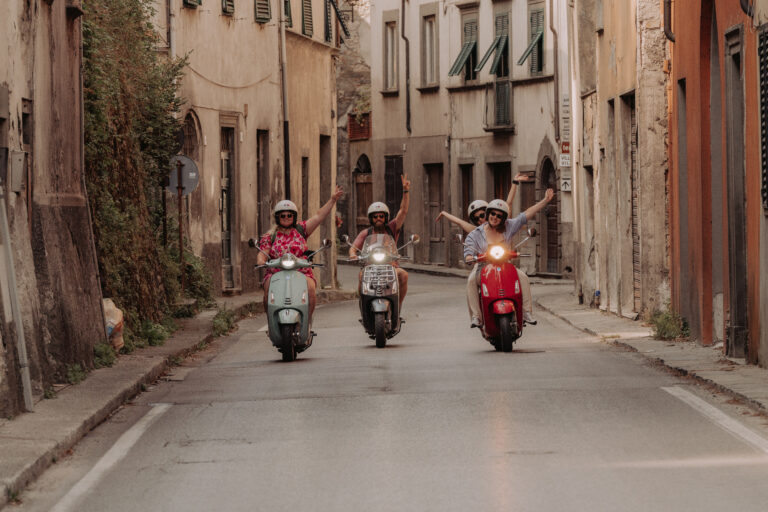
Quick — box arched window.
[182,112,200,161]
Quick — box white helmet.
[367,202,390,223]
[467,199,488,218]
[486,199,509,220]
[274,200,298,222]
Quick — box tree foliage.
[83,0,208,330]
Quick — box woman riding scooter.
[257,186,344,318]
[463,189,555,328]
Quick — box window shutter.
[302,0,313,36]
[530,9,544,74]
[324,0,332,42]
[183,0,202,8]
[255,0,271,22]
[760,30,768,210]
[222,0,235,15]
[285,0,293,27]
[495,80,510,126]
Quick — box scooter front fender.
[370,298,391,313]
[278,309,301,324]
[492,300,516,315]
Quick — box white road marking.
[258,324,268,332]
[663,386,768,453]
[50,403,172,512]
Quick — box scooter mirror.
[322,238,332,248]
[340,234,350,245]
[528,228,537,237]
[410,234,421,245]
[248,238,258,248]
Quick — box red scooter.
[464,229,536,352]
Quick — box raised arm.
[506,173,527,211]
[393,174,411,231]
[436,211,475,234]
[304,186,344,236]
[524,188,555,221]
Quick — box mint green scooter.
[250,239,331,361]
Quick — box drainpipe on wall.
[279,0,292,198]
[664,0,675,42]
[549,0,560,143]
[401,0,411,134]
[740,0,753,17]
[167,0,175,59]
[0,186,34,412]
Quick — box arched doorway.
[354,154,372,235]
[540,158,560,274]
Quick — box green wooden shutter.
[285,0,293,27]
[489,14,509,76]
[183,0,202,8]
[494,80,510,126]
[302,0,313,36]
[222,0,235,15]
[476,37,501,73]
[255,0,271,23]
[529,9,544,74]
[324,0,332,42]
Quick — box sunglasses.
[279,213,295,219]
[473,211,486,220]
[371,213,386,220]
[487,211,504,219]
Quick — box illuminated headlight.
[280,254,297,269]
[489,245,505,260]
[372,249,387,263]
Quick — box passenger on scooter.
[349,174,411,309]
[434,173,528,233]
[257,186,344,318]
[463,189,555,328]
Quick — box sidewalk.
[0,288,356,508]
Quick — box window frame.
[448,8,478,82]
[382,10,400,94]
[420,3,439,88]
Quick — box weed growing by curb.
[212,308,237,337]
[94,343,117,368]
[66,364,87,385]
[43,387,57,399]
[649,303,690,340]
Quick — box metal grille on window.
[760,29,768,211]
[255,0,271,22]
[302,0,314,36]
[222,0,235,15]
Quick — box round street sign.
[167,155,199,196]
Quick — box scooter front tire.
[281,324,297,362]
[498,315,516,353]
[374,312,387,348]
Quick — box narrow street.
[12,268,768,512]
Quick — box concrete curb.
[0,289,355,509]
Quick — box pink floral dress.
[258,221,315,284]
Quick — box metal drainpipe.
[401,0,411,134]
[549,0,560,143]
[0,186,34,412]
[664,0,675,42]
[740,0,753,17]
[279,0,291,198]
[167,0,175,59]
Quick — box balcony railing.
[348,112,371,141]
[483,80,514,133]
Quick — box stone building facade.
[351,0,573,274]
[667,0,767,363]
[567,0,670,319]
[0,1,106,417]
[153,0,344,293]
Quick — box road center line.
[662,386,768,453]
[50,403,172,512]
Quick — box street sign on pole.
[166,155,199,196]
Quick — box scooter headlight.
[372,249,387,263]
[489,245,506,260]
[280,253,297,269]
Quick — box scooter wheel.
[498,315,515,353]
[281,324,297,362]
[374,313,387,348]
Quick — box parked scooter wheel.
[497,315,516,353]
[374,312,387,348]
[281,324,297,362]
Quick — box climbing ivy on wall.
[83,0,210,331]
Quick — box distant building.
[0,1,105,417]
[352,0,572,274]
[153,0,346,292]
[567,0,671,319]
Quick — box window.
[422,15,437,86]
[302,0,313,36]
[284,0,293,27]
[384,20,398,90]
[518,5,545,75]
[476,13,509,77]
[183,0,202,8]
[448,12,478,80]
[255,0,271,23]
[222,0,235,15]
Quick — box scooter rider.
[349,174,411,309]
[257,186,344,318]
[463,189,555,328]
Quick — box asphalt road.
[13,267,768,511]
